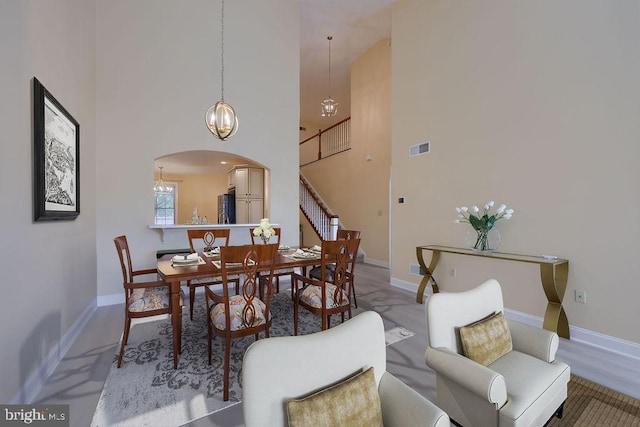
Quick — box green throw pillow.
[286,366,383,427]
[459,311,512,366]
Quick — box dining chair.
[205,243,278,401]
[293,238,360,334]
[187,228,239,320]
[308,229,361,307]
[249,226,294,297]
[113,235,184,368]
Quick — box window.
[154,183,177,225]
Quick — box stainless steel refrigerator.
[217,193,236,224]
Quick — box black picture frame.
[33,77,80,221]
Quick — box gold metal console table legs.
[415,245,570,339]
[541,262,570,339]
[416,247,440,302]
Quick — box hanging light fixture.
[154,167,173,193]
[321,35,338,117]
[205,0,238,140]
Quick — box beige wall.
[301,38,391,263]
[391,0,640,343]
[157,172,228,225]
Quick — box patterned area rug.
[548,374,640,426]
[91,291,414,426]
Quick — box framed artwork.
[33,77,80,221]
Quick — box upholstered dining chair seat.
[300,283,349,309]
[114,234,184,369]
[210,295,270,331]
[309,264,335,282]
[128,287,185,312]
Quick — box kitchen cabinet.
[232,167,263,198]
[235,198,264,224]
[229,167,264,222]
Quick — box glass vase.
[466,228,501,253]
[260,235,270,244]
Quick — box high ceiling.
[299,0,394,129]
[157,0,394,175]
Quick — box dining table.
[156,246,324,369]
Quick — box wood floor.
[32,263,439,427]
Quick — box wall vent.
[409,263,426,276]
[409,141,430,157]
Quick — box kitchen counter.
[149,223,279,243]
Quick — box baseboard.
[390,277,640,400]
[363,257,389,268]
[12,300,97,404]
[391,277,431,301]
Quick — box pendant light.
[321,35,338,117]
[205,0,238,140]
[154,167,173,193]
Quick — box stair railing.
[300,117,351,166]
[299,174,338,240]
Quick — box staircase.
[299,117,369,262]
[298,117,352,241]
[299,174,338,241]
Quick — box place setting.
[202,246,221,257]
[286,247,321,260]
[171,252,205,266]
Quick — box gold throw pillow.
[286,366,383,427]
[459,311,512,366]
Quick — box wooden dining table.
[156,247,323,368]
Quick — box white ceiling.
[157,0,394,175]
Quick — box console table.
[416,245,570,339]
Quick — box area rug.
[547,374,640,426]
[385,326,415,346]
[91,291,414,427]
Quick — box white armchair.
[243,311,449,427]
[425,279,570,427]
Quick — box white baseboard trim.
[363,257,389,268]
[391,277,431,301]
[12,300,97,404]
[390,277,640,399]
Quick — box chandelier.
[205,0,238,140]
[154,167,173,193]
[321,35,338,117]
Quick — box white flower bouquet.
[454,201,513,251]
[253,218,275,243]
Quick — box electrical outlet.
[575,290,586,304]
[450,268,456,277]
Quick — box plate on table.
[213,260,256,269]
[172,254,205,266]
[203,247,221,257]
[292,251,318,259]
